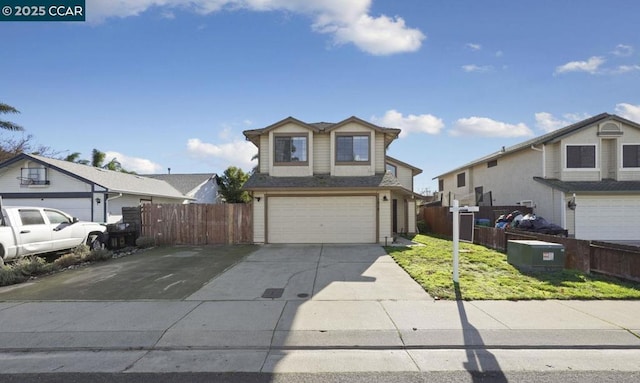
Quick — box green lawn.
[386,234,640,300]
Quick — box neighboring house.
[0,153,190,223]
[243,116,423,244]
[435,113,640,241]
[145,173,221,204]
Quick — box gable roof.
[386,155,423,176]
[243,116,401,148]
[434,113,640,179]
[144,173,217,195]
[0,153,187,199]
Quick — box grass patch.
[387,234,640,300]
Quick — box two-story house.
[242,116,422,244]
[435,113,640,242]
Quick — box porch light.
[95,197,101,204]
[382,195,388,202]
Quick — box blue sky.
[2,0,640,193]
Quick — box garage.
[575,195,640,241]
[267,195,377,244]
[1,197,92,221]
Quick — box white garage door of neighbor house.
[575,195,640,241]
[267,196,377,244]
[3,198,92,221]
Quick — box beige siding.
[313,133,331,174]
[393,164,414,191]
[378,190,392,243]
[545,143,561,179]
[259,135,269,174]
[253,192,266,243]
[407,200,417,233]
[374,133,385,173]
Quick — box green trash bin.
[507,240,565,270]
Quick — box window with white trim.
[566,145,596,168]
[623,144,640,168]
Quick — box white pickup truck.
[0,206,107,266]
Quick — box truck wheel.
[87,234,104,251]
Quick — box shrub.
[54,252,82,268]
[136,236,155,249]
[83,248,113,262]
[73,244,91,259]
[416,220,429,234]
[0,265,27,286]
[13,256,58,276]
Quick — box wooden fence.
[473,226,640,283]
[419,205,533,237]
[140,203,252,245]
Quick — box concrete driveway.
[0,245,256,300]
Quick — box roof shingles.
[243,172,403,190]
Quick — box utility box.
[507,240,565,270]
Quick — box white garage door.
[2,198,92,221]
[575,195,640,241]
[267,196,377,244]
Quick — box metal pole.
[452,199,459,283]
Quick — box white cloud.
[495,50,503,57]
[89,0,425,56]
[103,151,164,173]
[466,43,481,51]
[462,64,493,73]
[534,112,589,133]
[450,117,533,138]
[554,56,605,75]
[371,109,444,137]
[610,65,640,74]
[328,14,425,55]
[612,44,634,57]
[186,138,257,170]
[615,103,640,123]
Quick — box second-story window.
[457,172,466,187]
[336,134,369,163]
[274,135,308,164]
[20,167,49,186]
[566,145,596,168]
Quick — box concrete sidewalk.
[0,244,639,374]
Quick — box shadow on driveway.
[0,245,256,301]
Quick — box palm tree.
[91,149,106,167]
[0,102,24,131]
